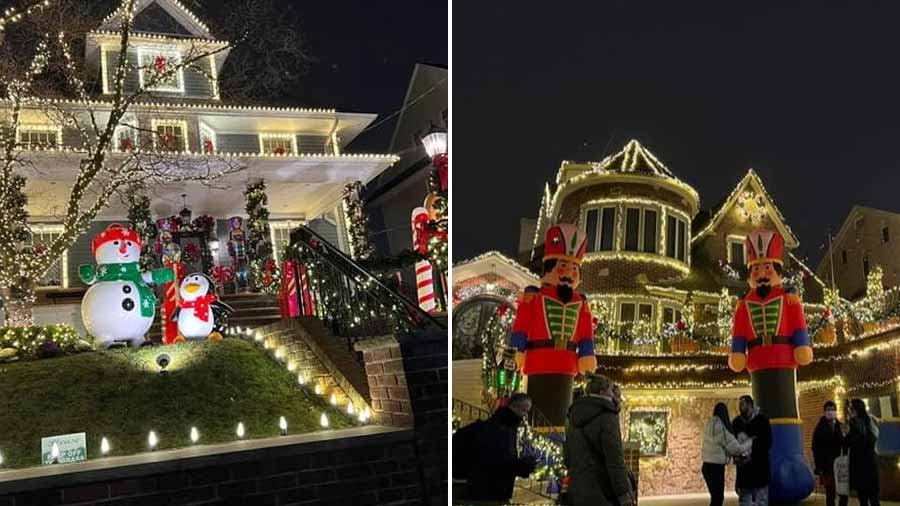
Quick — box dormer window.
[17,126,62,150]
[727,235,745,266]
[152,119,189,152]
[259,133,297,156]
[138,48,184,92]
[114,114,138,152]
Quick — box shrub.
[0,324,90,360]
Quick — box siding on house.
[103,49,215,100]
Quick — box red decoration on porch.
[433,152,448,192]
[203,138,215,154]
[119,137,134,151]
[183,242,200,263]
[154,55,168,74]
[212,265,235,290]
[262,258,277,288]
[273,146,286,155]
[162,261,184,344]
[279,260,301,319]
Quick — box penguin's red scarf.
[179,294,217,322]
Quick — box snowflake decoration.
[737,191,767,223]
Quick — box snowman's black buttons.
[123,285,132,294]
[122,298,135,311]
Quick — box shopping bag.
[833,451,850,496]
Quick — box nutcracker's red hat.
[543,224,587,264]
[92,224,142,254]
[745,229,784,266]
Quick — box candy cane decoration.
[162,262,184,344]
[279,260,301,318]
[411,207,437,313]
[298,262,315,316]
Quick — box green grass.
[0,339,355,469]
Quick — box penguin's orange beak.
[185,283,201,294]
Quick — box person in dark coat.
[812,400,848,506]
[732,395,772,506]
[845,398,880,506]
[458,393,537,505]
[564,374,635,506]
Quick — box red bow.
[154,55,168,74]
[180,294,217,322]
[213,265,234,286]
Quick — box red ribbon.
[180,294,217,322]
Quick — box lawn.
[0,339,355,469]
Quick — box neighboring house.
[459,140,825,342]
[15,0,396,296]
[815,206,900,300]
[365,64,448,258]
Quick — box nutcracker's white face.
[180,274,211,301]
[96,239,141,264]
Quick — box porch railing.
[286,225,445,353]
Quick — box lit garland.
[626,409,670,456]
[737,191,767,223]
[244,180,279,294]
[0,324,86,360]
[341,181,374,261]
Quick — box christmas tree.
[341,181,375,260]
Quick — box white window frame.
[16,125,62,150]
[665,214,689,262]
[726,234,746,265]
[618,300,654,323]
[270,220,304,264]
[151,119,189,153]
[137,47,185,93]
[623,205,660,254]
[259,133,298,156]
[113,114,139,152]
[199,122,217,154]
[28,224,68,288]
[583,206,617,252]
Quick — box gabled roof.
[691,169,799,248]
[452,251,540,291]
[99,0,213,39]
[589,139,675,178]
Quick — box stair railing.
[287,225,445,353]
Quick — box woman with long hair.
[701,402,753,506]
[846,398,880,506]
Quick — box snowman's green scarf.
[78,262,174,318]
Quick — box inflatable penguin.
[172,273,233,342]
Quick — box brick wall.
[799,387,831,467]
[0,428,422,506]
[357,328,448,506]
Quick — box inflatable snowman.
[79,224,174,347]
[173,273,233,342]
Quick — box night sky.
[455,1,900,268]
[278,1,448,151]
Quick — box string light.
[279,416,288,436]
[236,422,245,438]
[190,426,199,444]
[329,393,338,406]
[148,431,158,450]
[100,437,110,456]
[320,413,329,428]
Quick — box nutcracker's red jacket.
[731,285,810,372]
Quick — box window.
[625,208,640,251]
[624,207,658,253]
[17,127,61,149]
[585,209,599,253]
[259,134,297,155]
[638,303,653,321]
[270,221,302,264]
[643,210,657,253]
[138,48,184,92]
[620,303,636,323]
[841,249,848,265]
[863,254,870,277]
[599,207,615,251]
[728,237,745,266]
[27,225,67,287]
[883,226,890,244]
[662,307,683,325]
[199,122,217,154]
[666,215,689,262]
[152,120,188,152]
[114,115,138,152]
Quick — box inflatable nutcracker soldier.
[510,224,597,427]
[730,230,815,503]
[227,217,249,292]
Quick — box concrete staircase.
[150,292,281,342]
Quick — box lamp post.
[421,124,448,192]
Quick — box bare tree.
[0,0,307,325]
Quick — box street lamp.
[421,124,448,192]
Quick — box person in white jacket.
[702,402,754,506]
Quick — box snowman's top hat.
[93,224,142,254]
